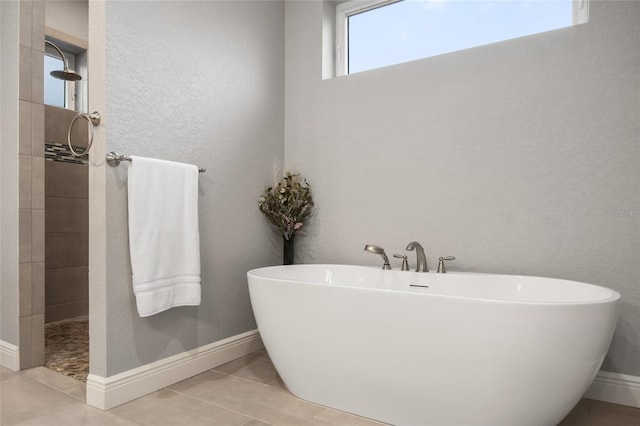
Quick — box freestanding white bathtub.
[247,264,620,426]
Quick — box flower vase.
[283,235,294,265]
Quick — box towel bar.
[106,152,206,173]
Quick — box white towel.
[127,156,201,317]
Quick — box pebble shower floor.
[44,316,89,382]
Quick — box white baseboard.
[585,370,640,408]
[0,340,19,371]
[86,329,263,410]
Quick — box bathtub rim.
[247,264,621,307]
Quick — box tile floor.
[44,316,89,382]
[2,350,640,426]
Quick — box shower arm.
[45,40,70,70]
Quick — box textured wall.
[285,1,640,376]
[97,0,284,376]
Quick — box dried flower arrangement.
[258,171,314,241]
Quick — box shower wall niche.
[44,105,89,322]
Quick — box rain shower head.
[50,69,82,81]
[45,40,82,81]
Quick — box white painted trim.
[574,0,589,25]
[0,340,19,371]
[86,329,263,410]
[585,370,640,409]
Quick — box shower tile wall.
[44,105,89,322]
[18,0,46,369]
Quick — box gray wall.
[94,0,284,376]
[284,1,640,376]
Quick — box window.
[336,0,589,76]
[43,37,87,112]
[44,49,75,108]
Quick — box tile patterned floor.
[2,350,640,425]
[44,316,89,382]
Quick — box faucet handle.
[393,254,409,271]
[437,256,455,273]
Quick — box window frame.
[335,0,590,77]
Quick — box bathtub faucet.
[406,241,428,272]
[364,244,391,270]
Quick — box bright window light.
[44,55,66,108]
[337,0,589,76]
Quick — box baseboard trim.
[0,340,19,371]
[86,329,263,410]
[585,370,640,408]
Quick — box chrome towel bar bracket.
[106,151,206,173]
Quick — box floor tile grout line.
[166,368,333,424]
[301,405,388,426]
[161,386,275,426]
[208,367,287,392]
[246,351,271,361]
[234,352,274,365]
[223,356,275,372]
[208,367,333,411]
[210,363,389,426]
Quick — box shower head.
[50,69,82,81]
[45,40,82,81]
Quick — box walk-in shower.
[43,36,91,382]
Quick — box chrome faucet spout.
[364,244,391,270]
[406,241,428,272]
